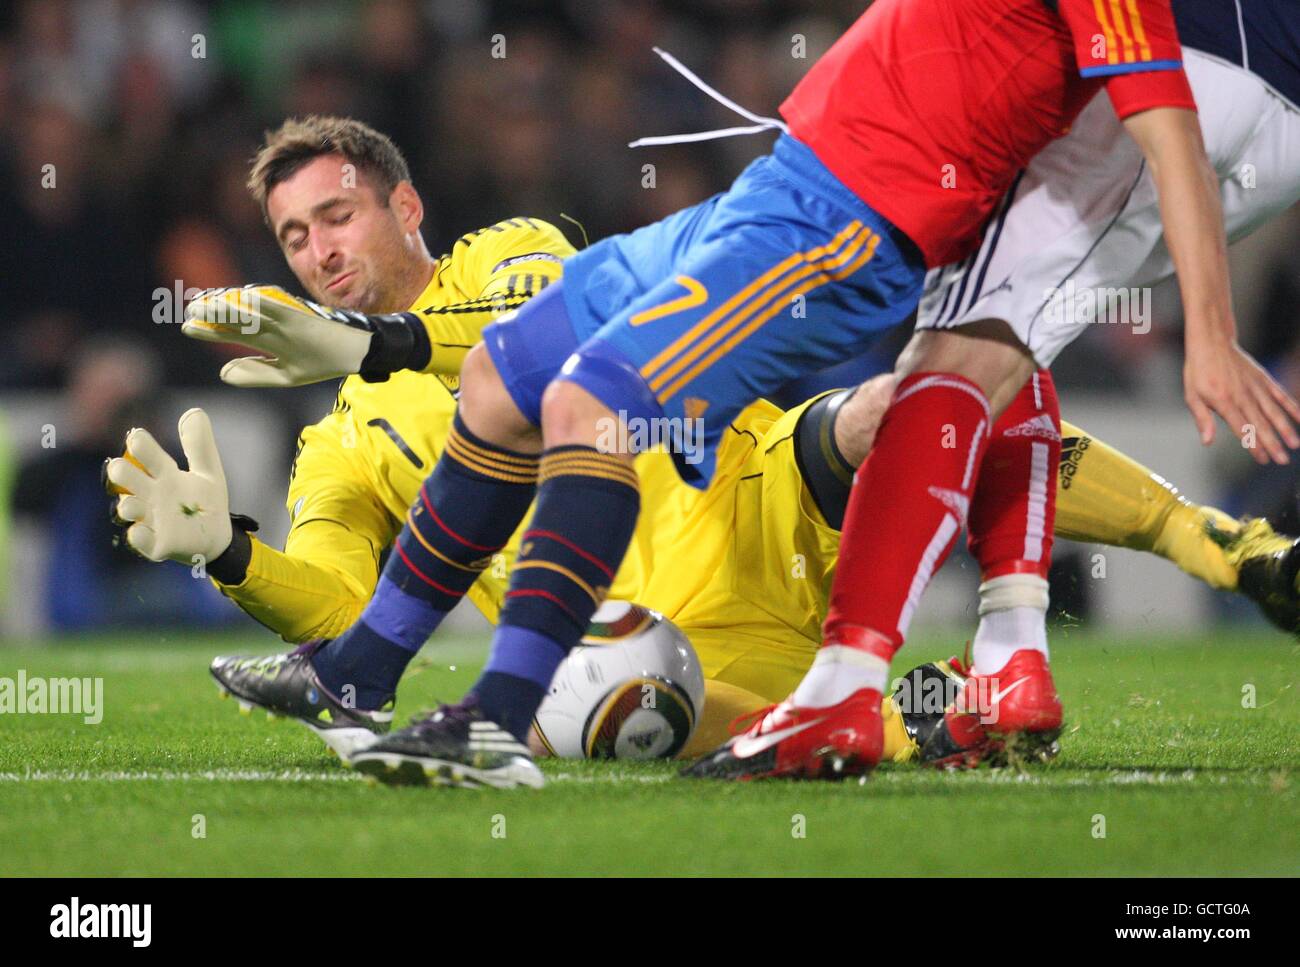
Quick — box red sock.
[824,372,991,658]
[969,369,1060,579]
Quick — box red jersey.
[780,0,1195,268]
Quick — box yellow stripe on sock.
[540,451,639,482]
[405,510,486,573]
[447,427,541,470]
[446,435,539,484]
[539,457,639,489]
[512,559,601,606]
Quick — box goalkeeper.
[108,117,1300,763]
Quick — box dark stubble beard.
[355,239,430,314]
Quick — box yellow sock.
[1056,420,1240,590]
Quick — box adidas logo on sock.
[1002,414,1060,441]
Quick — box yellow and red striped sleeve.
[1059,0,1196,118]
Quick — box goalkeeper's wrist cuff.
[208,514,260,585]
[359,312,432,382]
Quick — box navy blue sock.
[314,413,539,709]
[472,627,565,742]
[310,601,411,709]
[471,446,640,739]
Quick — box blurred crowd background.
[0,0,1297,635]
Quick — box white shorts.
[915,48,1300,367]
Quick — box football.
[533,601,705,760]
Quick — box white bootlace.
[627,46,789,149]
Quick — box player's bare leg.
[830,373,896,466]
[458,343,543,454]
[894,322,1039,415]
[539,380,637,457]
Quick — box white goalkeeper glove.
[105,408,234,565]
[181,284,427,388]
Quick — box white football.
[534,601,705,759]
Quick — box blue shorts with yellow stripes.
[483,133,926,487]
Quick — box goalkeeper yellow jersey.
[216,217,570,637]
[215,216,834,703]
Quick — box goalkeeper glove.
[181,285,430,387]
[105,408,249,570]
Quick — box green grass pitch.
[0,628,1295,876]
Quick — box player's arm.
[1122,107,1300,463]
[106,409,398,642]
[212,515,388,643]
[214,419,399,642]
[1052,418,1241,589]
[181,219,572,387]
[1058,0,1300,462]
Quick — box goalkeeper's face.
[267,154,428,313]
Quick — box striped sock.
[312,413,539,707]
[471,446,640,740]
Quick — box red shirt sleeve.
[1057,0,1196,118]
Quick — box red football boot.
[680,688,883,780]
[924,648,1062,766]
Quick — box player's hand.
[1184,335,1300,465]
[181,285,373,388]
[104,408,233,565]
